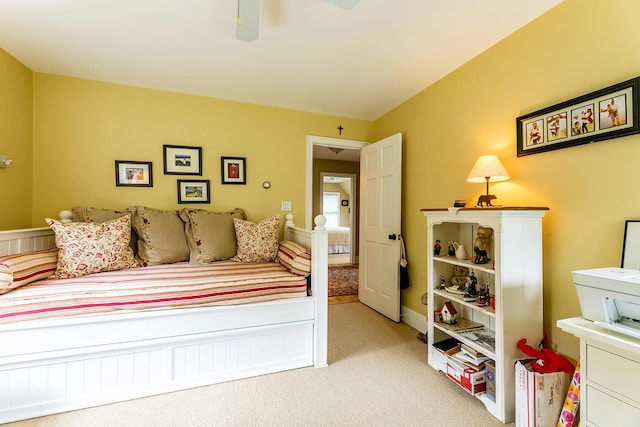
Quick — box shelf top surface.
[421,206,549,212]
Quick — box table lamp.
[466,155,510,206]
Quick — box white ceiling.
[0,0,562,120]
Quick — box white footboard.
[0,214,328,423]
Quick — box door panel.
[358,133,402,322]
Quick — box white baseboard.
[400,304,427,333]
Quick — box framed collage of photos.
[516,76,640,157]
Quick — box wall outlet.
[281,201,292,211]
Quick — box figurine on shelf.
[473,227,493,264]
[463,271,478,301]
[476,282,491,307]
[434,239,442,256]
[449,265,469,291]
[447,241,456,257]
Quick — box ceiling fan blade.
[236,0,259,42]
[325,0,359,10]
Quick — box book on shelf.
[457,327,496,353]
[435,318,484,332]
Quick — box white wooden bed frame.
[0,214,328,424]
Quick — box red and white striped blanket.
[0,261,308,325]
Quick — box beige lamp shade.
[466,155,510,183]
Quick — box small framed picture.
[177,179,210,204]
[221,157,246,184]
[621,220,640,269]
[115,160,153,187]
[163,145,202,175]
[341,199,349,206]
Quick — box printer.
[573,267,640,339]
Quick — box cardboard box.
[515,359,570,427]
[485,359,496,402]
[445,356,486,395]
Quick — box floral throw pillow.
[46,215,139,279]
[232,215,280,262]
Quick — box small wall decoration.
[517,76,640,157]
[341,199,349,206]
[221,156,246,184]
[163,145,202,175]
[177,179,210,204]
[621,220,640,269]
[115,160,153,187]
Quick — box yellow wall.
[0,48,33,229]
[374,0,640,359]
[31,74,372,227]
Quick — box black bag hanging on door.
[400,235,409,290]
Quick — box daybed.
[0,208,328,424]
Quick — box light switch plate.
[281,201,292,211]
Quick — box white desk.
[557,317,640,427]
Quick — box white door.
[358,133,402,322]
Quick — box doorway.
[307,136,366,302]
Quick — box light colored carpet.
[7,303,513,427]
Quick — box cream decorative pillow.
[232,215,280,262]
[180,208,246,263]
[46,216,139,279]
[71,206,138,254]
[276,240,311,276]
[132,206,189,266]
[0,248,58,294]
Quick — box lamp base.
[476,194,497,207]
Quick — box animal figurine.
[517,335,574,374]
[477,194,497,207]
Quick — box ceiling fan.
[236,0,359,42]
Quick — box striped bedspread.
[0,261,308,325]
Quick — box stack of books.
[447,343,492,371]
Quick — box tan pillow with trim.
[132,206,189,266]
[180,208,246,263]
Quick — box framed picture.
[163,145,202,175]
[517,76,640,157]
[177,179,210,204]
[621,220,640,269]
[115,160,153,187]
[221,157,246,184]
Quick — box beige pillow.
[132,206,189,266]
[180,208,246,263]
[46,216,139,279]
[71,206,138,254]
[232,215,280,263]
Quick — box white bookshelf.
[422,207,548,423]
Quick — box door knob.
[388,234,397,240]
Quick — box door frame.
[306,135,368,229]
[320,171,357,264]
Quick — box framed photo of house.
[177,179,210,204]
[115,160,153,187]
[516,76,640,157]
[621,220,640,269]
[221,157,246,184]
[163,145,202,175]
